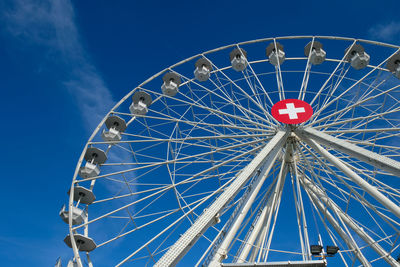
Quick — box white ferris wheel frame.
[64,35,400,267]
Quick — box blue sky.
[0,0,400,266]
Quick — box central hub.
[271,99,313,124]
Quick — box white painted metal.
[290,161,311,261]
[154,131,287,267]
[350,52,370,70]
[237,163,288,263]
[258,164,288,262]
[297,141,400,230]
[67,260,79,267]
[298,136,400,219]
[55,258,62,267]
[208,146,282,265]
[297,127,400,177]
[60,205,87,225]
[300,175,400,266]
[302,179,371,266]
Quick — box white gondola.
[161,72,181,96]
[305,40,326,65]
[230,48,247,71]
[78,161,100,178]
[396,65,400,79]
[59,204,87,225]
[387,53,400,79]
[346,44,370,70]
[266,42,285,66]
[101,115,127,143]
[78,147,106,178]
[64,234,96,252]
[194,58,212,81]
[68,185,96,205]
[129,91,152,115]
[101,127,121,142]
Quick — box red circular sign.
[271,99,313,124]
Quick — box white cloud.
[368,21,400,42]
[4,0,114,130]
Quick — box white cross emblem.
[278,103,305,120]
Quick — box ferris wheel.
[59,36,400,267]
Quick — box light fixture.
[326,245,339,256]
[310,245,323,255]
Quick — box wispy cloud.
[2,1,126,263]
[368,21,400,42]
[3,0,114,130]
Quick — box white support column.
[260,164,287,262]
[302,181,371,266]
[237,163,288,263]
[291,162,311,261]
[298,136,400,219]
[242,192,272,263]
[296,127,400,177]
[301,176,400,266]
[87,253,93,267]
[154,131,288,267]
[208,145,282,266]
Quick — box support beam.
[243,181,276,263]
[298,136,400,220]
[291,162,311,261]
[154,131,288,267]
[237,163,288,263]
[296,127,400,177]
[301,176,400,266]
[208,146,282,266]
[255,163,287,262]
[302,181,371,266]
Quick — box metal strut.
[236,163,288,263]
[244,163,288,263]
[208,142,282,266]
[296,127,400,177]
[297,135,400,220]
[300,176,371,266]
[154,131,288,266]
[300,175,400,266]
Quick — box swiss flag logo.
[271,99,313,124]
